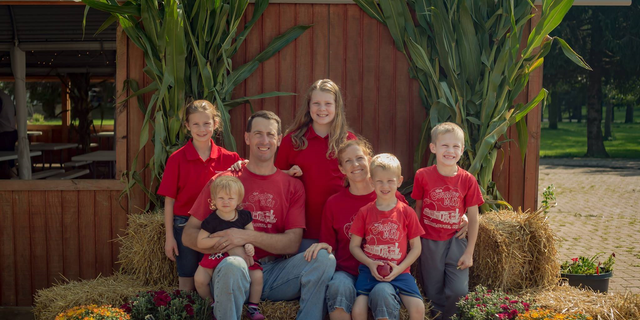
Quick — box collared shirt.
[158,139,241,217]
[275,127,357,239]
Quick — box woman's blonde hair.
[184,99,222,131]
[209,176,244,211]
[285,79,350,158]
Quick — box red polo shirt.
[157,139,241,217]
[275,128,357,239]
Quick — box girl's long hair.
[285,79,350,158]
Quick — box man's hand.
[303,242,332,262]
[229,160,249,171]
[211,228,248,253]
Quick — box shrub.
[452,286,535,320]
[120,290,211,320]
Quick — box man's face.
[244,117,281,164]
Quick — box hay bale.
[32,274,167,320]
[252,299,435,320]
[530,284,640,320]
[118,210,178,287]
[470,209,559,292]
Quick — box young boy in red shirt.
[349,153,425,320]
[412,122,483,320]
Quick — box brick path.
[538,158,640,294]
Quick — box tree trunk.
[604,100,612,140]
[574,103,582,123]
[549,91,559,129]
[585,18,609,157]
[625,104,634,123]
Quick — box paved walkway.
[538,158,640,294]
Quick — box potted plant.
[560,252,615,293]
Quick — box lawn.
[29,119,115,126]
[540,121,640,158]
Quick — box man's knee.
[309,249,336,270]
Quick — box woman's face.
[339,144,370,184]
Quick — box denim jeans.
[210,250,336,320]
[326,270,402,319]
[173,216,202,277]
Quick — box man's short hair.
[431,122,464,145]
[246,110,282,134]
[369,153,402,178]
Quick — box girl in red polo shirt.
[157,100,242,291]
[275,79,356,251]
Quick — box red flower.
[153,291,171,307]
[173,289,182,296]
[475,297,481,301]
[510,300,518,304]
[500,304,509,310]
[497,313,508,319]
[509,309,519,317]
[487,289,492,293]
[612,253,616,257]
[185,304,194,316]
[476,304,481,307]
[572,257,579,262]
[597,262,601,275]
[465,296,469,300]
[120,303,132,313]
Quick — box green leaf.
[523,0,573,58]
[556,37,592,70]
[253,25,312,63]
[353,0,385,24]
[225,91,296,109]
[379,0,406,52]
[94,14,117,36]
[81,0,141,16]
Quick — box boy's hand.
[381,261,402,282]
[244,243,255,257]
[286,165,302,177]
[164,236,179,261]
[455,214,469,239]
[457,251,473,270]
[229,160,249,171]
[366,260,385,281]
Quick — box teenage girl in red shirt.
[275,79,357,251]
[157,100,242,291]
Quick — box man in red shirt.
[182,111,335,320]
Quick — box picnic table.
[91,131,115,148]
[0,150,42,162]
[27,131,42,137]
[72,151,116,178]
[29,143,79,169]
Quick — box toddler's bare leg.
[248,269,263,304]
[194,266,214,302]
[400,294,426,320]
[351,295,369,320]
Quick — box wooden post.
[10,45,32,179]
[61,79,70,142]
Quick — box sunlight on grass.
[540,121,640,158]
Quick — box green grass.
[540,121,640,158]
[29,119,115,126]
[540,105,640,158]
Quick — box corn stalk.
[82,0,310,208]
[354,0,590,211]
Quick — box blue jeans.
[173,216,202,277]
[326,270,401,319]
[210,250,336,320]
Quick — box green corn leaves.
[355,0,589,211]
[82,0,309,210]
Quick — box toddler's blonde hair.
[209,176,244,211]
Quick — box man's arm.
[210,227,303,255]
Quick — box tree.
[545,1,640,157]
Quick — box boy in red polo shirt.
[157,100,241,291]
[412,122,483,320]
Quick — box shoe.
[245,308,265,320]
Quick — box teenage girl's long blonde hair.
[285,79,350,158]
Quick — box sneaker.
[245,306,265,320]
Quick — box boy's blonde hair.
[286,79,350,158]
[369,153,402,178]
[431,122,465,145]
[209,176,244,210]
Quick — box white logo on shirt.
[244,192,278,228]
[430,186,461,207]
[364,242,402,260]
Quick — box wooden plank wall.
[0,181,126,306]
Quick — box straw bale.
[32,273,167,320]
[470,209,559,292]
[529,284,640,320]
[251,299,435,320]
[117,210,178,287]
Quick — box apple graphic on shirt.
[377,261,391,278]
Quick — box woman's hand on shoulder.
[285,165,302,177]
[303,242,332,261]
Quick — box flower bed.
[452,286,534,320]
[120,290,211,320]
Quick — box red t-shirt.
[320,188,408,276]
[349,200,424,274]
[157,139,241,217]
[189,167,306,260]
[275,128,357,239]
[411,165,484,241]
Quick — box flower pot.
[561,271,613,293]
